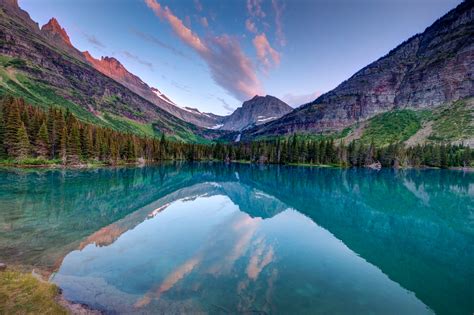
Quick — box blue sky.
[21,0,461,115]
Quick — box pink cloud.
[145,0,262,100]
[272,0,286,46]
[245,18,257,33]
[247,0,266,18]
[253,33,280,71]
[145,0,207,53]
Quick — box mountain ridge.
[33,15,226,129]
[0,0,224,142]
[241,0,473,140]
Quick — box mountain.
[220,95,292,131]
[82,51,225,129]
[41,18,72,47]
[0,0,224,142]
[242,1,473,140]
[38,13,224,129]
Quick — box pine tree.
[35,121,50,159]
[66,123,82,164]
[15,121,30,160]
[0,103,6,159]
[4,99,21,157]
[59,126,67,163]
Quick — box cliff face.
[41,18,73,47]
[0,1,221,141]
[244,1,473,138]
[221,95,292,131]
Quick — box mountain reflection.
[0,164,472,314]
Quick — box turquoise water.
[0,164,473,314]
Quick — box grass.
[101,113,157,138]
[429,99,474,141]
[0,158,62,166]
[0,270,67,314]
[0,55,208,143]
[360,109,426,146]
[0,57,104,126]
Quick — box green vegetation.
[360,109,427,146]
[0,95,472,168]
[0,56,209,144]
[101,113,157,137]
[429,99,474,141]
[0,57,103,125]
[0,270,67,314]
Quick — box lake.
[0,163,473,314]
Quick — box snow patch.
[209,124,223,130]
[257,116,276,122]
[235,134,241,142]
[152,89,177,106]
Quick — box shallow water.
[0,164,473,314]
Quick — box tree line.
[0,96,472,168]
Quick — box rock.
[366,161,382,170]
[243,1,474,139]
[220,95,292,131]
[0,263,7,271]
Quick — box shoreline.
[1,160,472,171]
[1,265,102,315]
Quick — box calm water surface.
[0,164,473,314]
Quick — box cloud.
[171,80,191,93]
[83,32,105,49]
[131,29,189,59]
[145,0,263,101]
[199,16,208,28]
[194,0,203,12]
[281,91,321,107]
[217,97,236,113]
[122,51,154,70]
[245,19,257,33]
[272,0,286,46]
[253,33,280,71]
[247,0,265,18]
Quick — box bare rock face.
[245,1,474,138]
[82,51,225,128]
[0,2,222,139]
[220,95,292,131]
[41,18,72,47]
[0,1,229,139]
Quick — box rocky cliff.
[0,0,225,141]
[220,95,292,131]
[243,0,473,139]
[82,51,225,128]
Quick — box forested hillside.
[0,96,471,168]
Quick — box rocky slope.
[0,0,223,142]
[36,10,224,129]
[82,51,225,128]
[242,0,473,139]
[220,95,292,131]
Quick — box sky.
[20,0,461,115]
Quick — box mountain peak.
[0,0,39,30]
[220,95,292,131]
[41,18,72,47]
[83,52,129,80]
